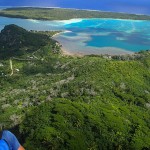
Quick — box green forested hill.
[0,7,150,20]
[0,25,150,149]
[0,24,58,59]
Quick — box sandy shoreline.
[52,31,79,56]
[58,44,134,57]
[52,32,61,37]
[52,31,85,57]
[52,30,71,38]
[52,29,136,57]
[61,47,85,57]
[52,36,135,57]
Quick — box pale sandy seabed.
[61,45,134,57]
[52,31,134,56]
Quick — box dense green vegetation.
[0,24,60,59]
[0,7,150,20]
[0,25,150,149]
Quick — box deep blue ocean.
[0,17,150,55]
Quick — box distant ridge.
[0,7,150,20]
[0,6,150,16]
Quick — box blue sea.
[0,16,150,55]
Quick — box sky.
[0,0,150,15]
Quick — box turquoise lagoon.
[0,16,150,55]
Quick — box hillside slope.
[0,25,150,149]
[0,24,57,59]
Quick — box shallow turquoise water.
[0,17,150,55]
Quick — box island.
[0,7,150,20]
[0,8,150,150]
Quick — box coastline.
[53,37,135,57]
[52,31,135,57]
[1,6,150,16]
[52,32,84,57]
[60,46,135,57]
[52,32,62,38]
[59,45,137,57]
[52,30,71,38]
[61,47,84,57]
[0,7,150,21]
[0,9,147,57]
